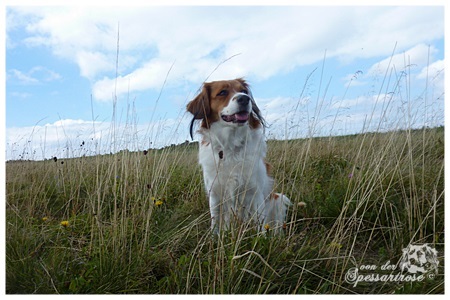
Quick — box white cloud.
[366,44,438,78]
[7,66,61,84]
[92,58,179,101]
[9,92,32,99]
[76,51,115,79]
[341,71,366,88]
[417,59,445,81]
[256,96,296,126]
[6,116,192,161]
[416,59,445,106]
[32,66,62,81]
[330,96,363,110]
[8,6,444,102]
[7,69,39,84]
[6,119,99,160]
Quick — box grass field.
[5,126,444,294]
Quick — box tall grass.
[5,50,444,294]
[5,126,444,294]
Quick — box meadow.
[5,126,444,294]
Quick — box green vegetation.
[6,127,444,294]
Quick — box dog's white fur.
[187,79,291,233]
[400,244,439,274]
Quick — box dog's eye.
[217,90,228,97]
[241,89,248,94]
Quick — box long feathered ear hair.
[249,93,266,129]
[237,78,266,129]
[186,84,211,140]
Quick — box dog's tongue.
[235,112,249,121]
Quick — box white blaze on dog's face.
[219,91,252,126]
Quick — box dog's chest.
[199,141,263,191]
[198,126,267,191]
[216,148,256,182]
[202,143,257,175]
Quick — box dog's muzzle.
[221,94,251,124]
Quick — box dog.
[187,78,291,234]
[400,244,439,274]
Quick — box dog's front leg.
[209,192,231,234]
[209,193,220,234]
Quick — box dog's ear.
[424,245,438,260]
[187,84,211,119]
[238,79,266,129]
[187,84,211,139]
[236,77,249,90]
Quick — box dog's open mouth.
[221,111,250,123]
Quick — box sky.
[3,1,446,161]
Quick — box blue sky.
[4,3,445,160]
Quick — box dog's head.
[400,244,439,274]
[187,78,265,139]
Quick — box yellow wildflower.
[42,217,48,222]
[154,200,163,207]
[264,224,270,231]
[329,242,342,249]
[60,220,69,227]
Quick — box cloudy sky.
[4,2,445,160]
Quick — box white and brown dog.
[187,78,291,234]
[400,244,439,274]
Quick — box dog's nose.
[236,94,250,106]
